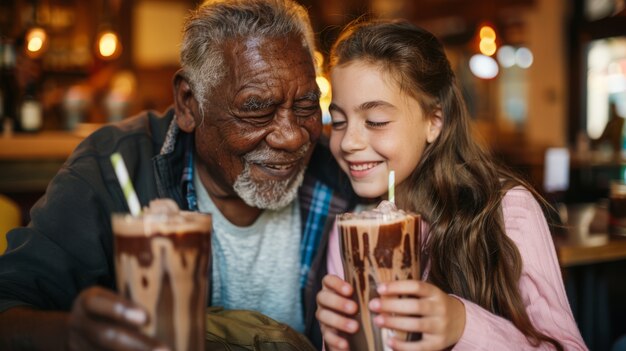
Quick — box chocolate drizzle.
[374,221,402,268]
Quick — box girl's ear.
[426,108,443,144]
[173,70,198,133]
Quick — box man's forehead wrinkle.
[221,34,318,114]
[224,39,265,85]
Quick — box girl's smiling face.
[329,60,442,199]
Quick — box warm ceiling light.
[479,40,497,56]
[479,25,496,41]
[25,27,47,57]
[97,30,121,59]
[477,24,497,57]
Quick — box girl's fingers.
[370,296,439,317]
[377,280,437,298]
[322,275,353,297]
[316,275,360,346]
[374,314,440,334]
[322,327,351,351]
[317,289,358,315]
[316,307,360,334]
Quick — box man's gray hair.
[180,0,317,116]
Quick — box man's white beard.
[232,145,309,210]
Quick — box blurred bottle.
[621,115,626,181]
[19,81,42,132]
[621,110,626,159]
[1,37,18,135]
[63,85,90,131]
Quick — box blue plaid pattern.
[182,138,198,211]
[299,181,332,287]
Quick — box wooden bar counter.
[556,233,626,267]
[0,128,95,193]
[556,228,626,350]
[0,131,84,160]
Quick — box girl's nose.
[340,123,367,153]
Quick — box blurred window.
[586,37,626,139]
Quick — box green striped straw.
[110,152,142,216]
[388,170,395,204]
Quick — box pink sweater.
[326,187,588,350]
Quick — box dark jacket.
[0,108,356,349]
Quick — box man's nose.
[265,113,309,152]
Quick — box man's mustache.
[243,143,311,164]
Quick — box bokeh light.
[316,76,330,98]
[479,25,496,41]
[480,40,497,56]
[497,45,516,68]
[515,47,534,68]
[478,25,497,57]
[314,50,324,71]
[97,30,121,59]
[469,54,499,79]
[25,27,47,57]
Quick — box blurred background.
[1,0,625,349]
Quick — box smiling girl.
[315,20,587,351]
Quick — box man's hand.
[67,286,167,351]
[0,286,168,351]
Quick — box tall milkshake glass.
[337,202,421,350]
[112,202,212,351]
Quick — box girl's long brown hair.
[330,19,563,350]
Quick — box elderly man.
[0,0,355,349]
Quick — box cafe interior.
[1,0,625,349]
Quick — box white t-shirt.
[194,168,305,332]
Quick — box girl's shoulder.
[501,186,542,213]
[500,186,551,242]
[503,185,534,198]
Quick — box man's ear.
[173,70,198,133]
[426,107,443,144]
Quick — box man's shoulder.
[67,108,175,164]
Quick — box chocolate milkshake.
[112,200,212,351]
[337,202,421,351]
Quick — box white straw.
[110,152,142,216]
[388,170,395,204]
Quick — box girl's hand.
[315,274,359,351]
[369,280,466,351]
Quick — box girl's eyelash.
[366,121,389,127]
[329,120,388,129]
